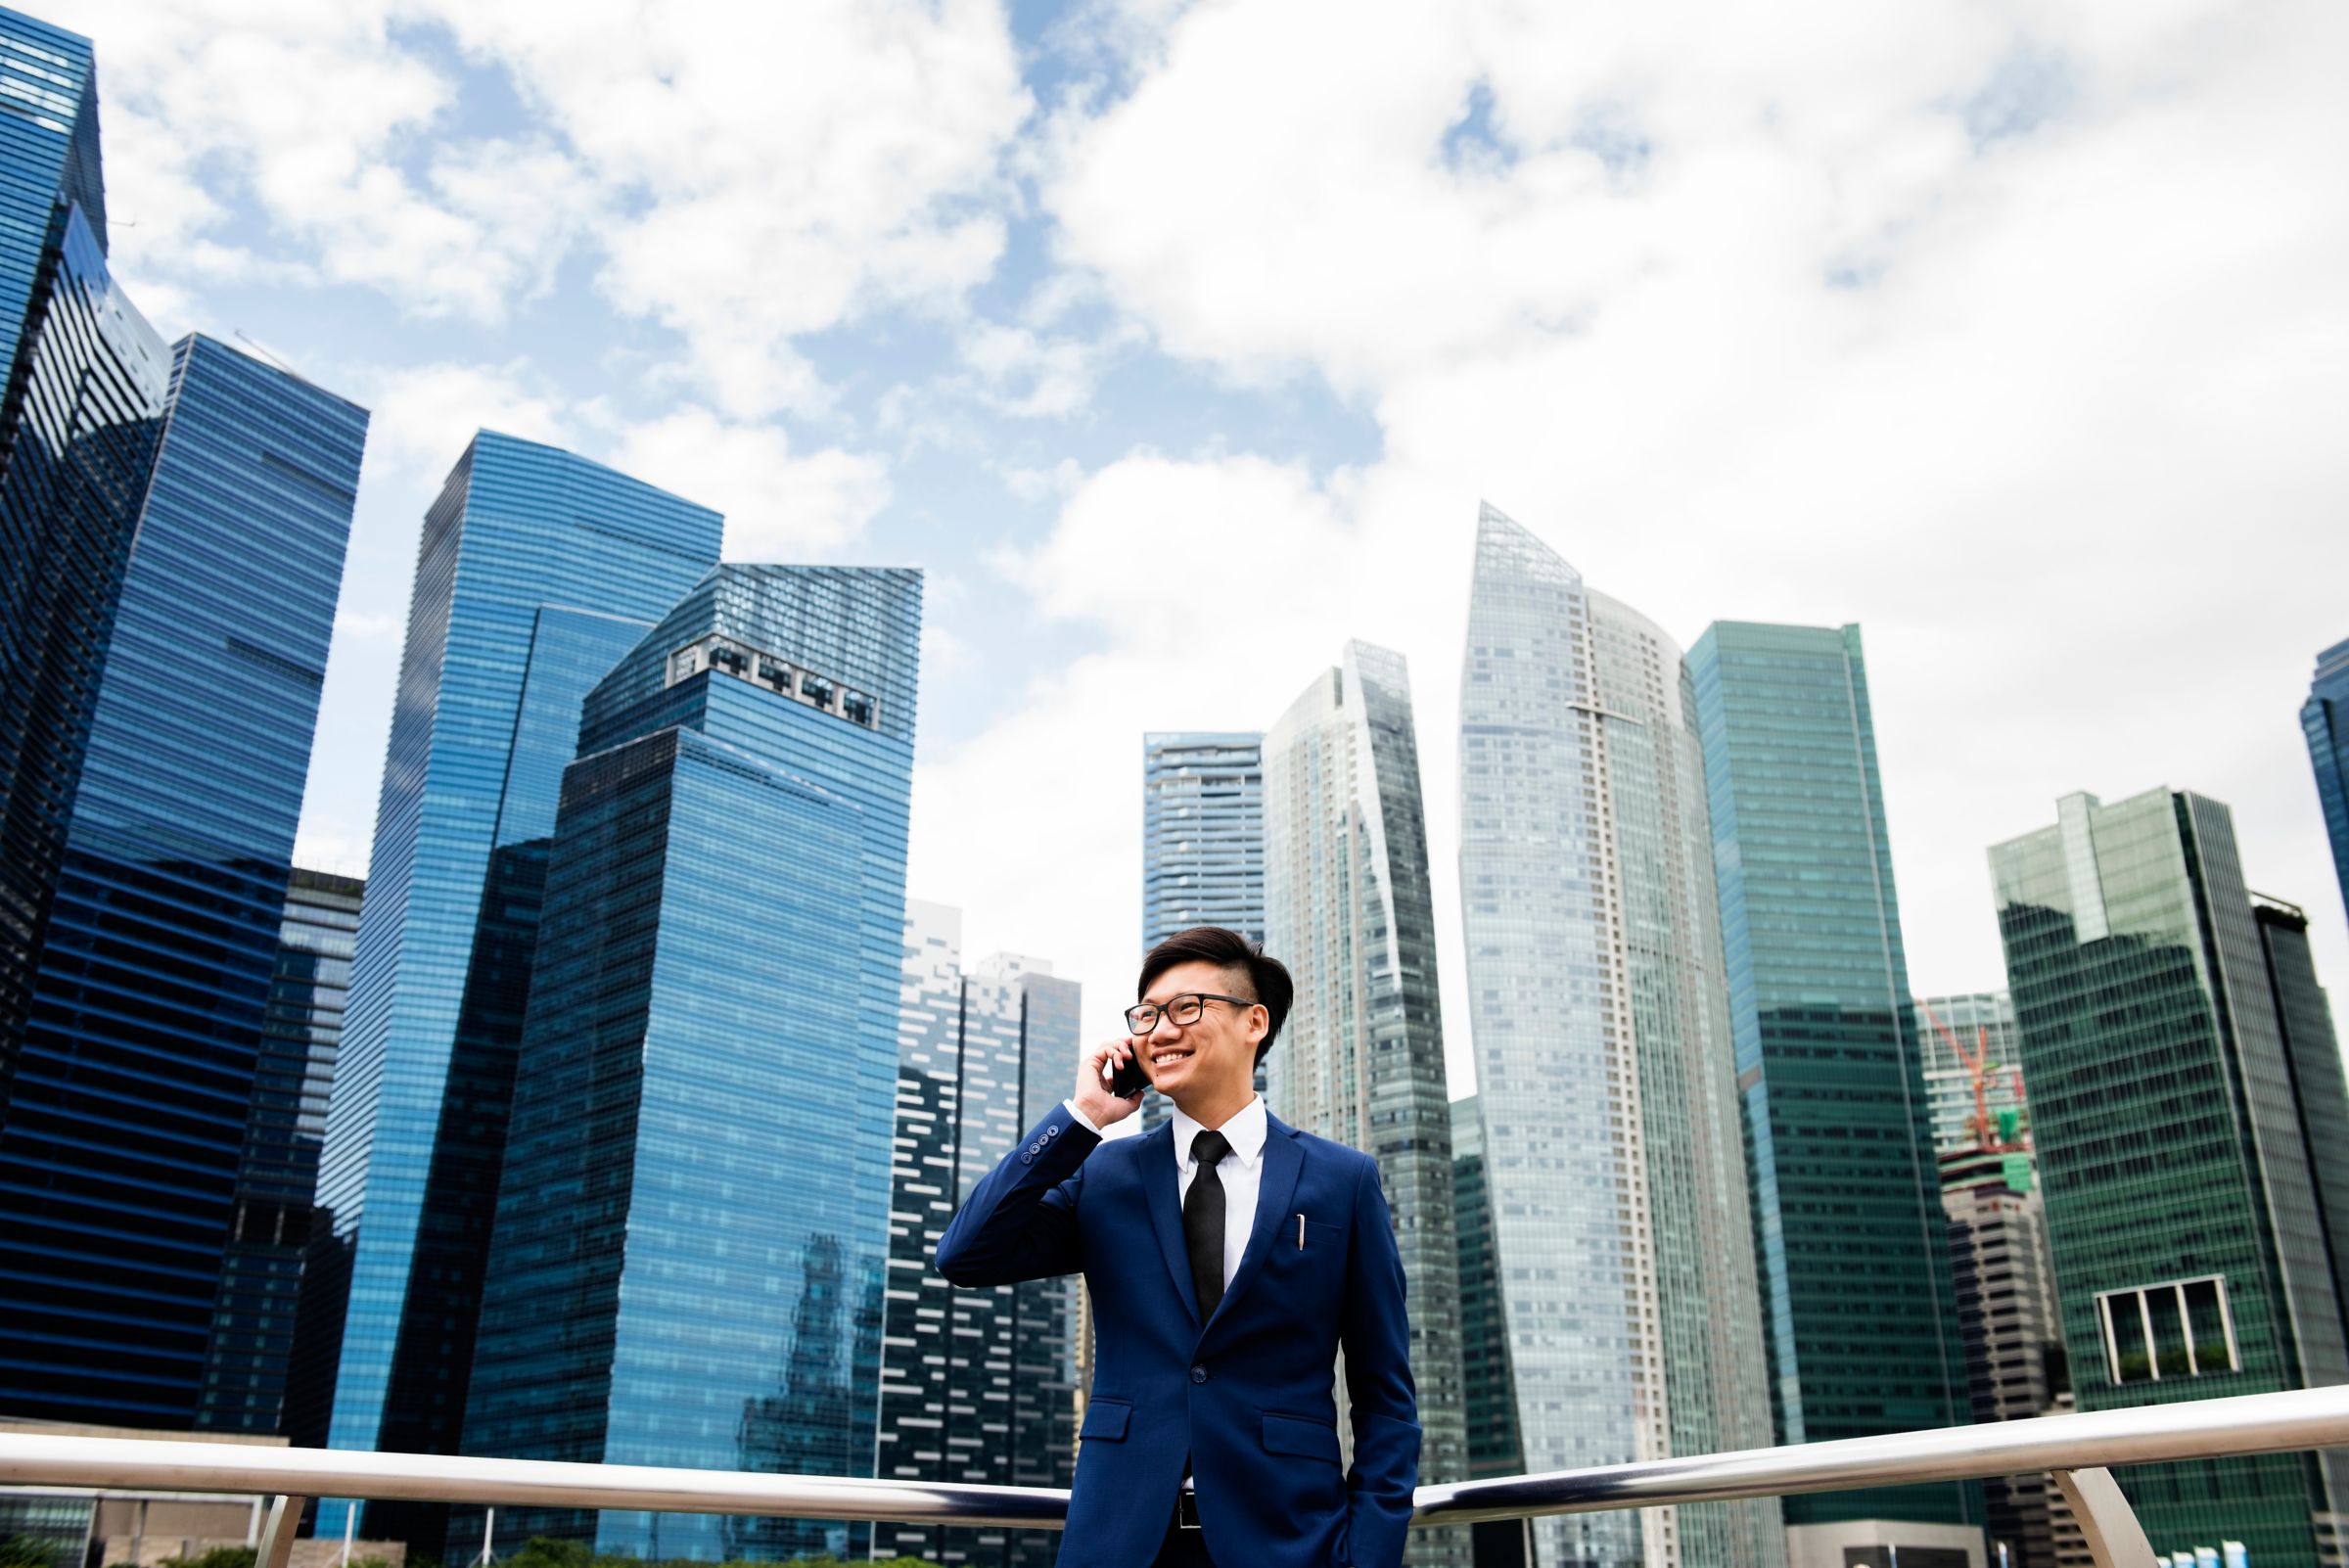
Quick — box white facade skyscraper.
[1264,641,1469,1568]
[1458,505,1782,1568]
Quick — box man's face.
[1135,959,1265,1104]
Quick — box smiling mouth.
[1152,1047,1195,1069]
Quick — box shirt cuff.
[1062,1098,1103,1135]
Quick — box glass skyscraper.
[2306,638,2349,928]
[1915,992,2028,1158]
[1685,622,1971,1548]
[460,563,921,1561]
[877,900,1080,1568]
[1140,731,1265,1132]
[314,435,719,1542]
[1459,506,1781,1568]
[2,324,366,1426]
[204,868,364,1438]
[0,7,161,1068]
[1992,789,2349,1568]
[1265,640,1468,1568]
[1142,730,1264,945]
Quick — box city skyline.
[51,0,2347,1080]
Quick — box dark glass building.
[1,314,365,1424]
[877,900,1080,1568]
[0,6,162,1073]
[459,563,921,1560]
[2306,638,2349,930]
[202,868,364,1438]
[1686,622,1973,1552]
[314,435,719,1544]
[1992,789,2349,1568]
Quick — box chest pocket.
[1267,1216,1348,1307]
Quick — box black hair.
[1136,926,1294,1066]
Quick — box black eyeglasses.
[1125,992,1258,1035]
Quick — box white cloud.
[429,0,1035,416]
[70,0,1032,406]
[601,405,893,561]
[923,0,2349,1062]
[360,360,575,485]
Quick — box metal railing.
[9,1385,2349,1568]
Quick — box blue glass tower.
[315,436,719,1536]
[2305,638,2349,930]
[1686,622,1972,1546]
[0,7,161,1073]
[1,326,365,1425]
[460,564,921,1561]
[205,867,365,1438]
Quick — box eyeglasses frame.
[1123,992,1261,1036]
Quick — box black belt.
[1175,1488,1202,1530]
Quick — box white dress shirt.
[1060,1093,1267,1292]
[1172,1094,1267,1292]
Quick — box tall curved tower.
[1458,504,1781,1568]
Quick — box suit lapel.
[1206,1114,1305,1331]
[1140,1121,1202,1325]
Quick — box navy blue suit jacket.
[935,1101,1420,1568]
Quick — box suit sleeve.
[934,1101,1101,1287]
[1338,1154,1422,1568]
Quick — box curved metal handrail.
[1411,1383,2349,1523]
[5,1384,2348,1553]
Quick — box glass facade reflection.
[1992,790,2349,1568]
[315,435,720,1544]
[3,327,363,1427]
[460,564,921,1561]
[2305,638,2349,930]
[877,901,1079,1567]
[0,114,164,1085]
[1685,622,1969,1534]
[1265,640,1469,1568]
[1140,730,1265,1133]
[1459,506,1780,1568]
[204,868,364,1437]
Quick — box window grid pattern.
[874,902,1079,1568]
[1264,641,1469,1568]
[457,564,920,1563]
[315,435,720,1548]
[1459,506,1782,1568]
[202,866,365,1439]
[3,322,361,1428]
[1685,619,1971,1533]
[1992,787,2349,1568]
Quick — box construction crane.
[1919,999,2027,1152]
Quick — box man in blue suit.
[936,926,1421,1568]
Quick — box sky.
[58,0,2349,1097]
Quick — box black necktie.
[1184,1130,1233,1322]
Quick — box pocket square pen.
[1297,1214,1305,1249]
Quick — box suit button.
[1020,1154,1034,1166]
[1190,1365,1207,1384]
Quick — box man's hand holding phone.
[1074,1038,1147,1129]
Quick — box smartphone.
[1107,1042,1149,1099]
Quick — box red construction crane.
[1919,999,2026,1152]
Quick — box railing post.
[2052,1468,2157,1568]
[255,1495,309,1568]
